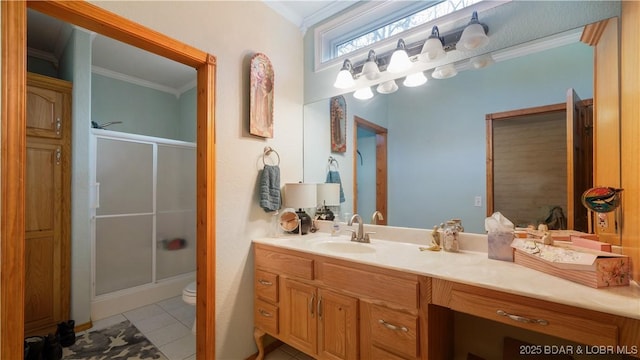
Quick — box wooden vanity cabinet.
[253,244,444,360]
[254,245,359,360]
[432,278,640,356]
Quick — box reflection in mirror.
[304,29,594,233]
[486,97,593,232]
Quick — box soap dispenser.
[331,215,341,236]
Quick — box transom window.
[335,0,483,58]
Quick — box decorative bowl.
[581,187,623,213]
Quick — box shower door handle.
[94,182,100,209]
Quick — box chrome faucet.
[348,214,370,243]
[371,210,384,225]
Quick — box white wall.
[89,2,304,359]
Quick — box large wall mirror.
[303,15,618,235]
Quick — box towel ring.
[263,146,280,166]
[328,156,339,171]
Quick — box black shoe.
[56,319,76,347]
[42,333,62,360]
[24,336,45,360]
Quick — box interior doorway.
[353,116,388,225]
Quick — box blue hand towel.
[326,170,345,203]
[259,165,281,212]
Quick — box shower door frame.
[1,2,217,359]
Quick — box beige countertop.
[254,231,640,320]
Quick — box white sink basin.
[313,241,376,254]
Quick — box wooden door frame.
[1,2,216,359]
[353,116,387,224]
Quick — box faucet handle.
[347,229,357,241]
[364,232,375,243]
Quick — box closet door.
[95,138,153,295]
[25,140,66,333]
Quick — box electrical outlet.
[474,196,482,207]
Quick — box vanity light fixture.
[403,71,428,87]
[432,63,458,79]
[387,39,412,73]
[353,86,374,100]
[458,11,489,51]
[333,59,355,89]
[420,26,446,62]
[376,80,398,94]
[360,50,381,81]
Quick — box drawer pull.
[496,310,548,326]
[258,279,273,286]
[378,319,409,332]
[258,309,273,317]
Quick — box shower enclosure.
[91,130,195,317]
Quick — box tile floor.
[85,296,313,360]
[86,295,196,360]
[264,343,315,360]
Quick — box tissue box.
[511,238,630,288]
[488,232,515,262]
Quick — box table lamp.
[283,183,317,235]
[316,183,340,221]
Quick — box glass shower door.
[95,137,154,295]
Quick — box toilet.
[182,281,197,334]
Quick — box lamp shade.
[387,39,412,73]
[333,59,355,89]
[470,53,494,69]
[377,80,398,94]
[458,11,489,51]
[361,50,381,80]
[403,72,427,87]
[353,87,374,100]
[432,63,457,79]
[284,183,317,209]
[420,26,445,62]
[317,183,340,206]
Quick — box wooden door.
[25,140,68,335]
[317,288,358,360]
[24,73,71,337]
[282,279,317,356]
[566,88,593,232]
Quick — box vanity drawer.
[254,299,279,334]
[320,262,419,309]
[367,304,419,359]
[255,246,314,280]
[449,288,618,346]
[255,269,278,303]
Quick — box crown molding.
[92,65,195,98]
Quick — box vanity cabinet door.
[282,279,318,355]
[317,288,358,360]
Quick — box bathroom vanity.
[253,233,640,359]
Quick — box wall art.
[250,53,274,138]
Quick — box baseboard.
[75,320,92,333]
